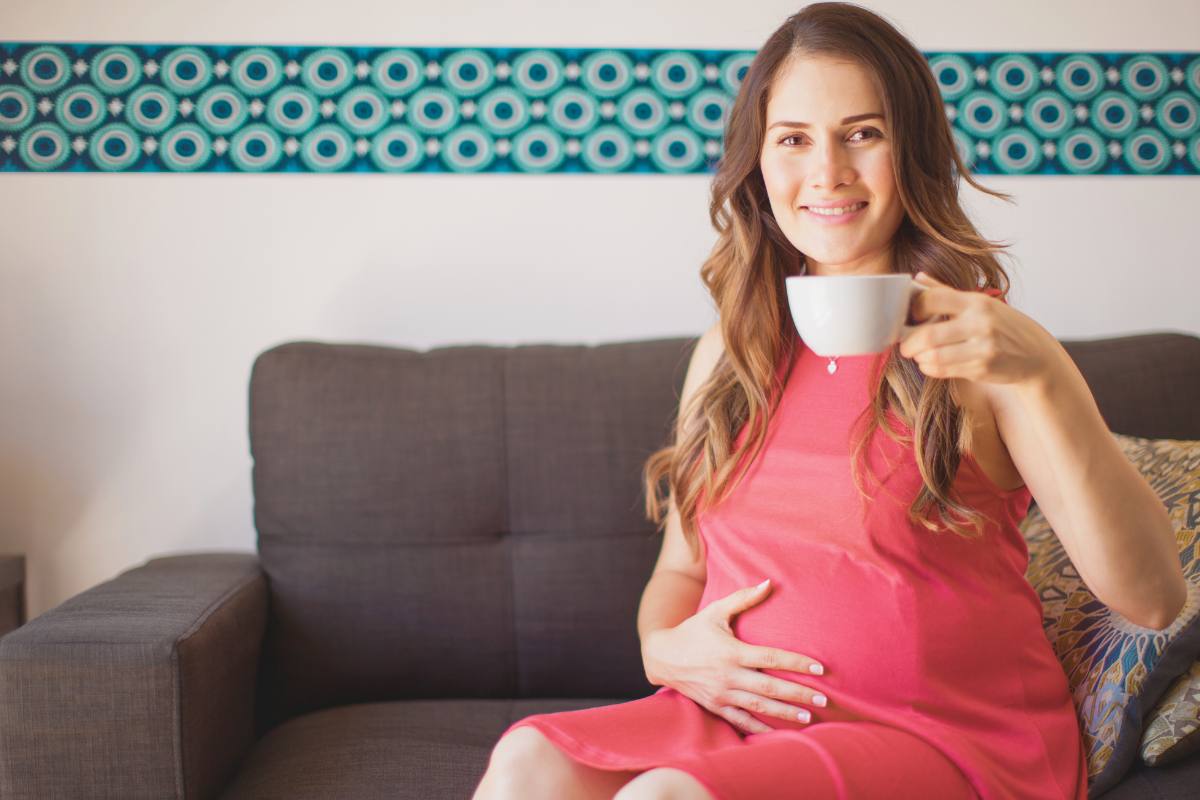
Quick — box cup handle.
[899,277,927,339]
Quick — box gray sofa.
[2,332,1198,799]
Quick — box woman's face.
[759,55,905,277]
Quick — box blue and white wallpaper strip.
[1,42,1198,174]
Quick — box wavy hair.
[642,1,1018,557]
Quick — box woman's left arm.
[898,271,1187,630]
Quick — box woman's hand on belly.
[642,578,830,735]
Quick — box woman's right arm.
[637,321,723,652]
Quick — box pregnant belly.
[706,551,1005,733]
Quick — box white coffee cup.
[784,273,928,357]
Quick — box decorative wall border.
[1,42,1197,174]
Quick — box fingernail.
[812,694,828,707]
[797,709,811,723]
[757,578,770,590]
[809,663,824,675]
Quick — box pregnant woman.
[472,3,1186,798]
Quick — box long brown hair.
[642,1,1018,557]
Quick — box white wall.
[2,0,1198,619]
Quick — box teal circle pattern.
[267,86,320,135]
[370,124,424,171]
[1056,54,1105,102]
[511,50,564,98]
[371,49,425,97]
[990,54,1040,102]
[718,53,754,97]
[651,126,704,173]
[0,86,36,131]
[57,84,108,133]
[228,124,283,171]
[300,123,353,171]
[650,51,703,99]
[1122,55,1170,101]
[686,88,730,137]
[581,124,635,172]
[992,127,1043,174]
[21,46,72,94]
[546,88,598,136]
[929,54,974,102]
[337,86,389,135]
[0,42,1197,174]
[89,122,142,171]
[1156,91,1199,138]
[511,124,565,173]
[123,85,177,134]
[618,88,668,136]
[957,90,1008,137]
[195,85,249,135]
[440,124,494,172]
[159,123,211,171]
[90,46,142,95]
[406,87,459,135]
[1091,91,1138,138]
[440,49,495,98]
[475,87,530,136]
[19,122,71,170]
[301,48,354,97]
[230,47,284,96]
[1057,128,1108,174]
[1024,91,1073,138]
[159,47,212,96]
[580,50,635,98]
[1123,128,1171,174]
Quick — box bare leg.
[472,726,644,800]
[614,767,717,800]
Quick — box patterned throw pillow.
[1019,433,1200,795]
[1132,435,1200,768]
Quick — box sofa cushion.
[1020,433,1200,796]
[1143,659,1200,767]
[220,697,628,800]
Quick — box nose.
[809,140,857,191]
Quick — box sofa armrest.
[0,552,268,800]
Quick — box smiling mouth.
[801,201,869,216]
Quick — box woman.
[471,3,1186,799]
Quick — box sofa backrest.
[247,332,1200,732]
[248,338,694,731]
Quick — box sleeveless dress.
[502,293,1089,800]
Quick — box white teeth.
[806,202,866,216]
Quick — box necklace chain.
[798,259,839,375]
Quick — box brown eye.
[778,128,881,147]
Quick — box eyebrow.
[767,113,884,131]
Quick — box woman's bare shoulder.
[697,321,725,362]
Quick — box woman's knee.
[613,767,716,800]
[483,725,642,799]
[483,726,587,791]
[489,726,556,771]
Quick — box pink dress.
[503,293,1089,800]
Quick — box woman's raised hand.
[640,579,828,735]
